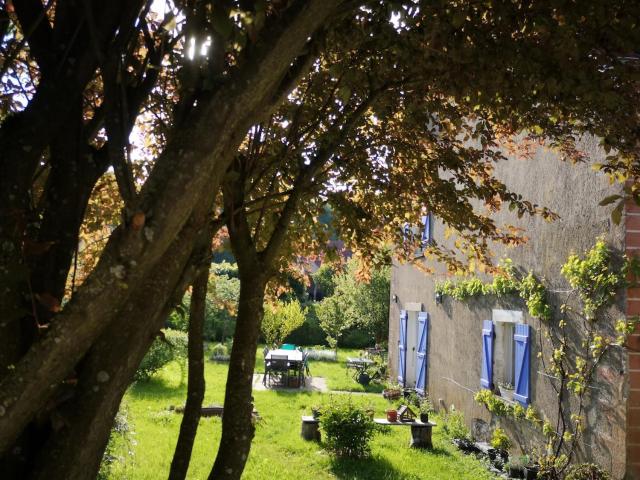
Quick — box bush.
[285,303,326,346]
[320,397,377,458]
[442,407,470,440]
[339,327,374,348]
[490,427,512,450]
[261,299,306,347]
[304,348,337,361]
[565,463,611,480]
[210,342,229,361]
[135,329,187,381]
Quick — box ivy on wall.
[438,240,639,479]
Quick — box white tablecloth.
[265,349,303,362]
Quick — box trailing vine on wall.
[437,240,639,479]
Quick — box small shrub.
[490,427,512,451]
[149,410,174,426]
[320,397,377,458]
[98,403,135,480]
[442,407,470,440]
[305,348,337,361]
[210,342,229,361]
[565,463,611,480]
[135,329,188,381]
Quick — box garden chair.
[287,360,303,387]
[266,355,289,387]
[302,351,311,383]
[262,347,270,385]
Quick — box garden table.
[345,357,374,380]
[373,419,436,449]
[264,349,304,387]
[266,349,303,362]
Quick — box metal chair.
[266,355,289,387]
[302,351,311,384]
[262,347,270,386]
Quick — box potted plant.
[505,456,526,479]
[490,427,512,462]
[357,371,371,386]
[382,382,402,400]
[498,382,515,401]
[419,400,430,423]
[311,405,322,419]
[364,404,375,419]
[524,458,539,480]
[386,409,398,422]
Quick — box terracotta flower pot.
[386,409,398,422]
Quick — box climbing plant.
[440,241,638,479]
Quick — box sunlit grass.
[108,349,496,480]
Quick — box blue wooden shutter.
[481,320,494,389]
[513,324,531,406]
[402,222,411,241]
[398,310,408,386]
[421,214,431,246]
[415,312,429,395]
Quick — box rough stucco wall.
[388,137,629,478]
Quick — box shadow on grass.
[330,454,416,480]
[129,375,186,400]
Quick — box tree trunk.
[26,208,217,480]
[209,272,267,480]
[168,262,209,480]
[0,2,338,453]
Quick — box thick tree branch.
[0,0,340,456]
[12,0,54,73]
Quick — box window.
[494,321,515,399]
[480,313,531,406]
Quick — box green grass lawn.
[107,348,495,480]
[306,348,385,393]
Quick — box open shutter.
[481,320,494,389]
[513,324,531,406]
[421,214,431,246]
[398,310,408,386]
[415,312,429,395]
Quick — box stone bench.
[374,418,436,449]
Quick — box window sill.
[495,393,517,405]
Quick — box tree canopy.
[0,1,639,479]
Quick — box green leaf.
[598,194,621,206]
[611,201,623,225]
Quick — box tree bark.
[26,208,217,480]
[168,262,209,480]
[209,272,267,480]
[0,3,339,454]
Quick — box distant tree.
[312,264,337,299]
[261,300,306,348]
[316,295,352,352]
[333,259,391,344]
